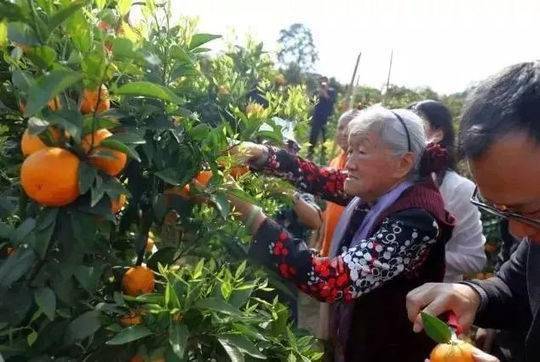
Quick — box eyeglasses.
[470,186,540,228]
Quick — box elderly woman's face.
[344,132,404,201]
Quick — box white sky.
[170,0,540,95]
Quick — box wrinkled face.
[344,132,404,202]
[336,117,353,151]
[470,132,540,241]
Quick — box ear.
[392,152,415,178]
[429,129,444,144]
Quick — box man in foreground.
[406,61,540,362]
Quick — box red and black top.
[249,147,454,362]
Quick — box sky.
[170,0,540,95]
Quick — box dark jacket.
[467,240,539,361]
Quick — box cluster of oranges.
[19,85,127,211]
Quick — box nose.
[345,153,355,171]
[508,219,539,239]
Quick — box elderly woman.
[228,106,454,362]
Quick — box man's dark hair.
[459,61,540,159]
[409,99,456,169]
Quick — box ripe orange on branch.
[79,84,110,114]
[20,147,80,206]
[21,127,62,157]
[82,128,127,176]
[122,265,155,296]
[111,194,127,213]
[194,170,213,187]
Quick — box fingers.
[406,283,437,324]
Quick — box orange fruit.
[230,165,249,179]
[111,194,127,213]
[129,356,144,362]
[245,102,264,116]
[21,127,62,157]
[20,147,80,206]
[82,129,127,176]
[119,310,143,327]
[122,265,155,296]
[194,170,213,187]
[430,340,475,362]
[79,85,110,114]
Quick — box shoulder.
[441,171,475,194]
[387,208,438,234]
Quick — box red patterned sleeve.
[250,210,440,304]
[251,146,350,205]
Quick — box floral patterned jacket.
[249,147,442,304]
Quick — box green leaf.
[190,123,211,141]
[106,325,153,345]
[108,132,146,144]
[65,9,92,52]
[100,138,141,162]
[26,45,57,68]
[12,69,35,93]
[220,334,266,359]
[115,81,181,104]
[27,330,38,346]
[24,68,82,117]
[189,33,221,50]
[195,297,241,316]
[154,168,183,185]
[35,287,56,321]
[79,162,98,195]
[74,264,104,293]
[421,312,452,344]
[7,22,39,45]
[82,116,119,135]
[0,21,8,47]
[65,310,101,343]
[48,0,86,34]
[211,192,230,220]
[47,110,84,142]
[218,337,244,362]
[0,2,25,22]
[169,324,188,359]
[118,0,133,16]
[95,0,107,10]
[10,218,36,245]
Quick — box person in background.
[319,109,361,257]
[406,62,540,362]
[409,100,486,282]
[226,106,454,362]
[308,76,336,160]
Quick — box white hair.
[348,105,428,176]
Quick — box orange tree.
[0,1,320,361]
